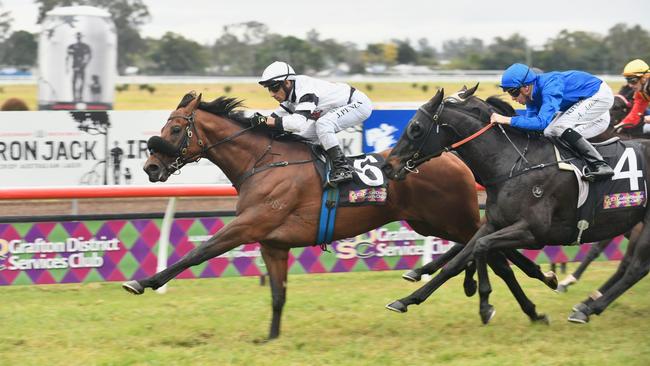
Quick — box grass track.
[0,261,648,365]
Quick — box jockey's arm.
[620,92,650,128]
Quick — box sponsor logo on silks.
[603,191,646,209]
[348,187,387,203]
[0,239,9,270]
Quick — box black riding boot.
[560,128,614,181]
[326,146,353,186]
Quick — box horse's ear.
[187,93,202,111]
[430,88,444,106]
[460,85,468,92]
[460,83,480,99]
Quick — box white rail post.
[156,197,177,294]
[422,236,434,281]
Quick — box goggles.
[265,81,283,93]
[626,76,641,85]
[504,87,521,98]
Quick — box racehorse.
[383,85,650,324]
[121,92,556,339]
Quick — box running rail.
[0,184,238,200]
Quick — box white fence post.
[156,197,177,294]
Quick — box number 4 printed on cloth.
[612,147,643,191]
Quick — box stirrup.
[329,170,353,185]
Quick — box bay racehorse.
[384,85,650,324]
[121,92,556,339]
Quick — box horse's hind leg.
[557,239,610,292]
[260,246,289,340]
[488,251,549,324]
[560,224,643,292]
[569,227,650,323]
[504,249,558,290]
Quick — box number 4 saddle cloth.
[311,147,389,206]
[556,138,648,242]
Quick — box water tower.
[38,6,117,110]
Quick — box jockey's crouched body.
[618,59,650,133]
[254,61,372,186]
[490,63,615,181]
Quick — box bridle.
[151,110,254,174]
[403,100,496,173]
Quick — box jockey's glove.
[251,113,268,127]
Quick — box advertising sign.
[0,217,627,286]
[0,111,363,186]
[363,110,415,153]
[38,6,117,110]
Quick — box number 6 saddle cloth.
[556,138,648,243]
[311,146,389,207]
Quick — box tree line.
[1,0,649,76]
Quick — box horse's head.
[610,93,633,125]
[144,92,205,182]
[384,84,489,181]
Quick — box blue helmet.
[500,63,538,89]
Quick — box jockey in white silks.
[254,61,373,186]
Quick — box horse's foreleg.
[386,224,493,313]
[260,246,289,340]
[473,221,536,325]
[504,249,558,290]
[487,251,549,324]
[402,243,463,281]
[123,218,253,293]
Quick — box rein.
[404,99,576,186]
[155,111,315,187]
[158,111,255,173]
[404,102,496,172]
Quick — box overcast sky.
[4,0,649,48]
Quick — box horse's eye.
[171,126,182,134]
[410,122,421,135]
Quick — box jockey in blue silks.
[490,63,615,181]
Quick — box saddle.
[554,138,647,243]
[309,144,389,206]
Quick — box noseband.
[149,110,254,174]
[403,101,496,172]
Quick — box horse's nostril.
[146,164,160,173]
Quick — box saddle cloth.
[310,145,389,206]
[555,138,648,242]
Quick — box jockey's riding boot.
[326,146,353,186]
[560,128,614,181]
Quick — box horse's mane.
[177,92,310,143]
[485,96,516,117]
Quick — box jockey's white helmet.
[258,61,296,86]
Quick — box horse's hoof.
[572,302,589,313]
[568,310,590,324]
[464,278,477,297]
[531,313,550,325]
[480,305,496,325]
[544,271,558,290]
[385,300,408,313]
[556,274,576,292]
[122,280,145,295]
[402,270,421,282]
